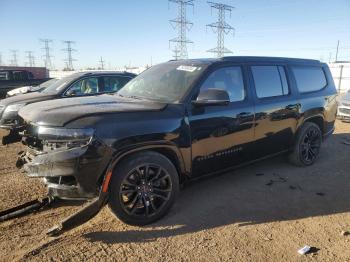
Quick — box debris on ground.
[341,231,350,236]
[265,174,287,186]
[316,192,326,196]
[298,246,320,255]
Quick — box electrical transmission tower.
[62,40,76,71]
[9,50,18,66]
[206,1,235,57]
[99,56,105,70]
[169,0,194,60]
[25,51,35,67]
[40,39,53,69]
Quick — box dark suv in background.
[17,57,337,229]
[0,71,136,144]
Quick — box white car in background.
[6,78,58,97]
[337,90,350,122]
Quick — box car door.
[248,64,300,158]
[64,76,101,97]
[188,65,255,177]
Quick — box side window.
[0,72,9,80]
[12,71,22,81]
[102,76,131,93]
[67,77,99,96]
[292,66,327,93]
[200,67,245,102]
[251,66,289,98]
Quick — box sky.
[0,0,349,69]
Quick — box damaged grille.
[22,124,44,151]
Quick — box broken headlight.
[37,127,94,151]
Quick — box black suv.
[17,57,337,227]
[0,71,136,144]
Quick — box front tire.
[108,151,179,226]
[289,122,322,166]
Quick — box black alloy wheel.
[119,164,172,217]
[108,151,179,225]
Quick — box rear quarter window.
[292,66,327,93]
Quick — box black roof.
[169,56,322,65]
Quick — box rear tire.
[289,122,322,166]
[108,151,179,226]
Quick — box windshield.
[118,62,208,102]
[39,78,58,88]
[41,75,78,94]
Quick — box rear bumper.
[20,140,112,200]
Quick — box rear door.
[248,64,300,158]
[188,64,255,176]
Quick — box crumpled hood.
[0,91,56,106]
[19,94,167,127]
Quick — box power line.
[9,50,18,66]
[40,39,53,69]
[206,1,235,58]
[99,56,105,70]
[62,40,77,71]
[169,0,194,60]
[25,51,35,67]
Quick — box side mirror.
[66,89,77,97]
[192,88,230,106]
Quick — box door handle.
[285,104,300,110]
[237,112,252,118]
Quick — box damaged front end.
[2,123,114,235]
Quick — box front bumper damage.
[0,127,114,236]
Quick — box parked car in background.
[0,71,136,144]
[6,78,58,97]
[0,69,50,98]
[337,89,350,122]
[16,57,337,233]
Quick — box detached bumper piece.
[47,193,108,236]
[0,192,108,236]
[0,196,54,222]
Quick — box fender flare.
[101,142,187,193]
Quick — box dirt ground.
[0,121,349,262]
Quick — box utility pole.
[9,50,18,66]
[62,40,76,71]
[335,40,340,62]
[99,56,105,70]
[40,39,53,69]
[169,0,194,60]
[338,65,344,93]
[206,1,235,58]
[25,51,35,67]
